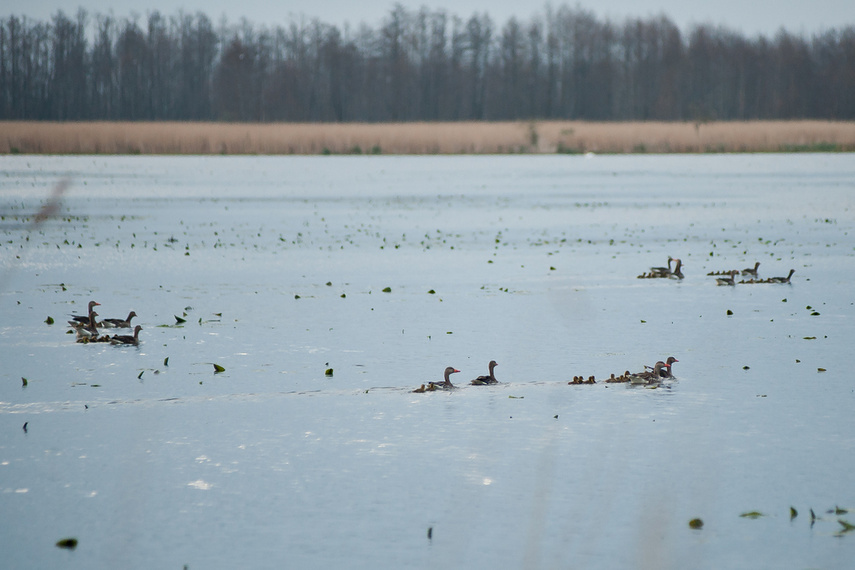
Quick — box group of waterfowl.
[637,257,795,286]
[637,256,684,279]
[413,357,678,392]
[599,357,678,385]
[707,262,795,285]
[67,300,142,345]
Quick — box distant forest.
[1,5,854,122]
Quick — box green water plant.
[56,538,78,549]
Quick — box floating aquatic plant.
[325,368,334,376]
[382,287,392,293]
[174,315,186,324]
[22,377,28,386]
[56,538,78,550]
[740,511,764,519]
[45,316,54,324]
[688,518,704,529]
[790,506,798,519]
[213,364,225,373]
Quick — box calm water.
[2,154,855,568]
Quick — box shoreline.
[3,120,855,155]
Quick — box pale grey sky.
[10,0,855,37]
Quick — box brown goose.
[74,311,100,341]
[69,300,100,325]
[417,366,460,391]
[650,257,674,277]
[669,258,684,279]
[110,325,142,346]
[741,262,760,276]
[471,360,498,385]
[647,356,678,378]
[99,311,137,329]
[715,270,738,286]
[629,361,670,384]
[769,269,795,283]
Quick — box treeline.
[1,4,854,122]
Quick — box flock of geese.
[413,357,679,393]
[637,257,795,285]
[67,301,142,345]
[65,256,793,379]
[416,256,796,393]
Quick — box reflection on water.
[2,154,855,568]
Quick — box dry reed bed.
[2,120,854,155]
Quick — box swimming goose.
[430,366,459,390]
[769,269,795,283]
[110,325,142,346]
[73,311,99,341]
[415,366,459,392]
[741,262,760,276]
[471,360,498,385]
[715,270,737,286]
[69,301,100,326]
[647,356,678,378]
[99,311,137,329]
[629,361,669,384]
[650,257,674,277]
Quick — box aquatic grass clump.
[56,538,78,550]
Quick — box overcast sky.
[10,0,855,37]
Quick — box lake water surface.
[2,154,855,568]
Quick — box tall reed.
[2,120,854,155]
